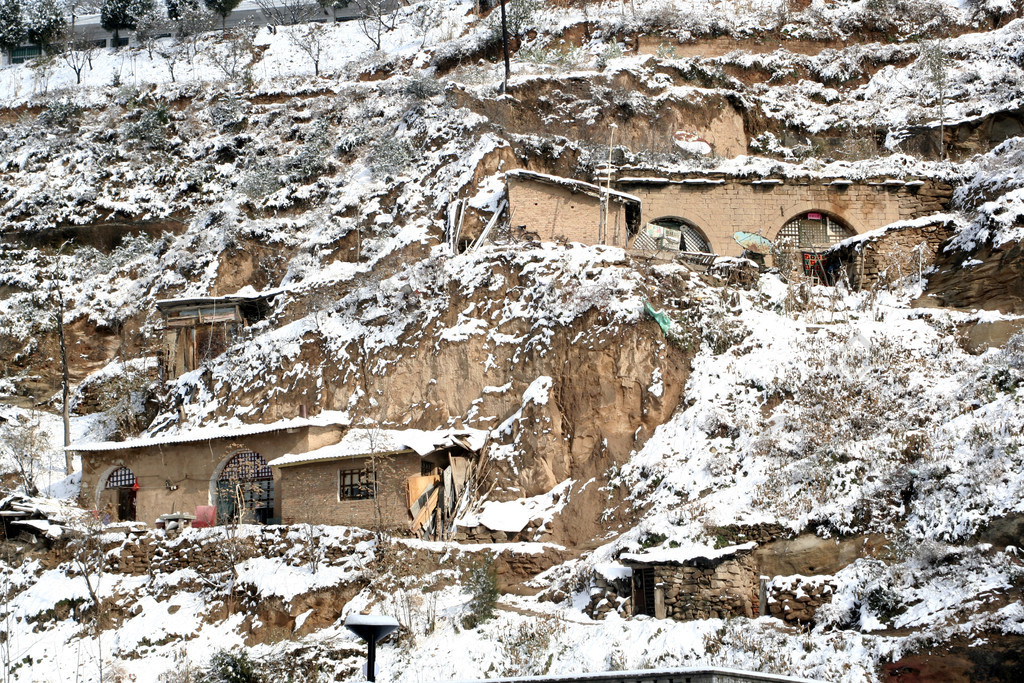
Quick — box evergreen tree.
[0,0,26,55]
[100,0,147,46]
[202,0,240,29]
[23,0,66,53]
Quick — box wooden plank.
[406,475,439,508]
[411,488,439,533]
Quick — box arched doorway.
[776,212,856,283]
[105,467,138,522]
[777,212,855,251]
[642,217,714,254]
[216,451,274,525]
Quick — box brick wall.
[507,177,632,247]
[78,427,343,525]
[617,177,953,257]
[277,453,422,530]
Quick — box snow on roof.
[67,410,352,452]
[505,169,642,206]
[620,541,757,566]
[826,213,957,252]
[267,427,487,468]
[154,286,283,310]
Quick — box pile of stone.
[584,573,632,620]
[767,575,836,625]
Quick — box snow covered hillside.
[2,0,1024,680]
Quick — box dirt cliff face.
[923,240,1024,315]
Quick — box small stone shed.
[268,427,485,539]
[72,412,351,526]
[826,215,957,290]
[620,542,760,620]
[505,169,643,248]
[156,290,276,379]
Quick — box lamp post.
[499,0,511,93]
[345,614,399,682]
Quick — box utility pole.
[52,243,72,474]
[499,0,511,93]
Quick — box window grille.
[646,218,713,254]
[106,467,137,488]
[778,213,854,250]
[219,452,273,481]
[339,469,377,500]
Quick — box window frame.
[338,468,377,501]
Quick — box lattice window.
[778,213,854,250]
[680,224,712,254]
[339,469,377,501]
[105,467,137,489]
[647,218,713,254]
[219,452,272,482]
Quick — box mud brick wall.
[506,176,633,248]
[767,575,836,625]
[277,453,421,529]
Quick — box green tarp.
[644,300,672,336]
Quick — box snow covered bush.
[37,97,83,129]
[122,104,172,149]
[367,137,413,180]
[202,649,263,683]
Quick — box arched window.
[105,467,137,522]
[640,217,713,254]
[777,212,855,250]
[216,452,274,525]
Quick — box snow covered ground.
[2,0,1024,680]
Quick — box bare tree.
[4,415,51,496]
[154,37,185,81]
[133,3,172,59]
[289,21,328,76]
[174,2,217,65]
[207,23,256,83]
[358,0,398,51]
[921,39,949,160]
[254,0,321,26]
[59,30,98,84]
[70,517,107,683]
[50,250,72,475]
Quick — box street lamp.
[345,614,400,682]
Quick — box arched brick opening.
[774,210,857,251]
[209,450,274,525]
[636,216,717,253]
[96,466,138,522]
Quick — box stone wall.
[767,575,837,625]
[653,556,761,620]
[833,219,956,290]
[586,573,632,620]
[617,176,954,258]
[506,176,634,248]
